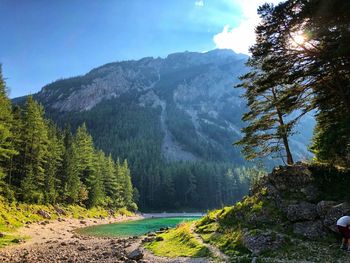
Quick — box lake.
[78,215,202,237]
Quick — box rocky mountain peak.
[28,49,312,164]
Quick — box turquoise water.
[78,217,199,237]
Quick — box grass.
[198,225,250,258]
[0,197,134,248]
[196,187,285,232]
[145,222,210,258]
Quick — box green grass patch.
[200,227,249,257]
[145,222,210,258]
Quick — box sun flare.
[290,31,307,47]
[293,34,306,45]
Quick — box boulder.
[53,205,67,216]
[155,236,164,241]
[300,185,319,202]
[286,202,318,222]
[316,201,337,217]
[264,183,280,198]
[242,229,285,256]
[37,209,51,219]
[77,246,89,251]
[141,237,155,243]
[323,202,350,232]
[127,248,143,260]
[269,164,313,191]
[293,220,327,240]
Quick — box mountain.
[16,49,314,210]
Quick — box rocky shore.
[0,216,210,263]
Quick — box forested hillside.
[0,70,136,210]
[14,49,314,211]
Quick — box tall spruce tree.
[114,159,126,208]
[0,66,17,199]
[20,96,49,203]
[121,160,135,210]
[44,122,64,203]
[103,154,118,207]
[87,150,106,207]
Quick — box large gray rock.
[127,248,143,260]
[316,201,337,217]
[286,202,318,222]
[243,229,285,256]
[323,202,350,232]
[300,185,319,202]
[293,220,327,240]
[269,164,313,191]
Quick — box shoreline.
[10,215,143,248]
[0,214,210,263]
[142,212,205,218]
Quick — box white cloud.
[213,0,282,55]
[195,0,204,7]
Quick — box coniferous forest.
[0,71,137,211]
[0,67,255,212]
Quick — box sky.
[0,0,280,98]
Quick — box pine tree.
[65,142,82,203]
[86,150,105,207]
[74,123,95,184]
[44,122,64,204]
[7,105,23,189]
[73,123,96,206]
[0,67,17,199]
[21,166,39,203]
[236,71,298,164]
[114,159,125,208]
[121,160,135,210]
[184,170,198,207]
[159,168,175,208]
[59,128,82,204]
[102,154,118,207]
[20,96,49,203]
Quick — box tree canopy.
[237,0,350,166]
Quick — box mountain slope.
[18,49,314,210]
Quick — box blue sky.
[0,0,278,98]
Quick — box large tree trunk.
[272,88,294,165]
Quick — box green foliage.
[309,163,350,201]
[0,66,18,192]
[242,0,350,166]
[0,77,137,211]
[235,77,297,164]
[310,113,350,167]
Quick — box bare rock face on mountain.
[27,49,313,164]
